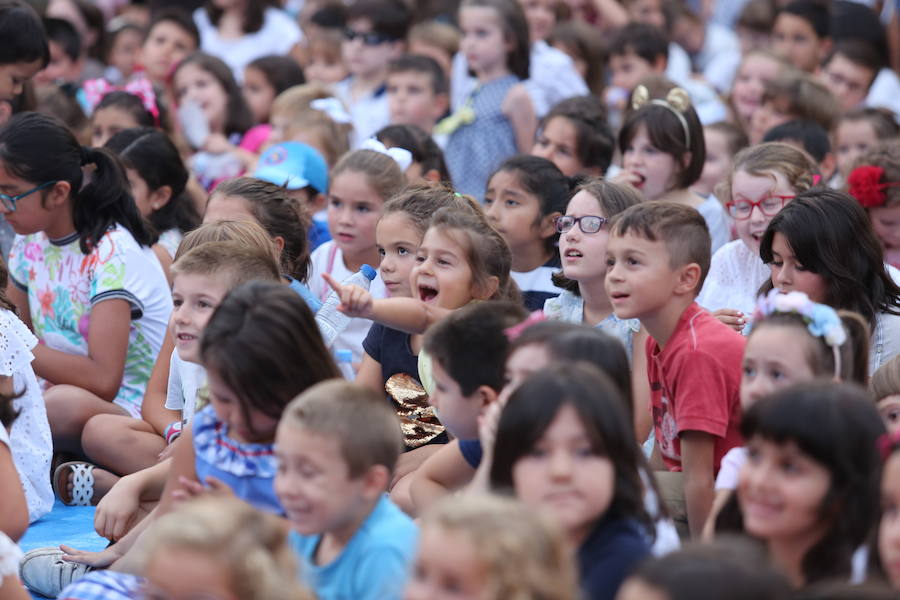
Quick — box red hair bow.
[83,77,160,125]
[847,165,900,208]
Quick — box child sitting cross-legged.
[275,379,418,600]
[605,201,745,537]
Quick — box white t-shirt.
[714,446,747,491]
[165,351,207,426]
[333,78,389,149]
[698,239,771,318]
[193,7,302,83]
[8,228,172,418]
[308,241,387,366]
[0,309,53,523]
[694,24,741,94]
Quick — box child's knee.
[45,385,113,433]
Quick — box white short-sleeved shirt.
[694,24,741,94]
[333,78,389,149]
[308,241,387,366]
[193,7,302,83]
[0,309,52,523]
[165,350,207,426]
[714,446,747,491]
[698,240,771,318]
[8,228,172,417]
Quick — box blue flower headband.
[747,290,847,378]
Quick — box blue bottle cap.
[360,264,377,280]
[335,349,353,363]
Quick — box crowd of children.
[3,0,900,599]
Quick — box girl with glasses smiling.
[544,179,652,441]
[698,142,817,333]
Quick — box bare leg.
[82,414,166,476]
[45,385,128,457]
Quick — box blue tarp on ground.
[19,501,106,599]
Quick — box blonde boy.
[275,380,418,600]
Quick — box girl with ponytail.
[0,112,172,461]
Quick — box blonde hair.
[138,497,313,600]
[717,142,818,204]
[872,356,900,401]
[174,220,278,263]
[408,20,460,56]
[331,149,406,202]
[430,206,520,303]
[171,241,282,289]
[419,494,579,600]
[281,380,404,477]
[271,84,351,166]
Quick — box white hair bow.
[360,138,414,172]
[310,97,352,124]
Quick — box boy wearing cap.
[254,141,331,250]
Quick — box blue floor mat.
[19,501,106,599]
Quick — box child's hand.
[93,479,141,542]
[711,308,745,332]
[203,132,234,155]
[610,169,645,189]
[60,544,121,568]
[322,273,375,319]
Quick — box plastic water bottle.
[335,349,355,381]
[315,264,377,347]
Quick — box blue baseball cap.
[253,142,328,194]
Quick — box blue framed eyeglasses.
[0,181,57,212]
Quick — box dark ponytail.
[0,112,152,253]
[105,127,200,236]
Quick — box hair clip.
[748,289,846,379]
[359,138,413,171]
[847,165,900,209]
[631,85,692,147]
[310,97,352,125]
[503,311,547,341]
[83,77,160,126]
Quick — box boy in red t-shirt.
[605,201,745,537]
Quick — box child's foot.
[52,461,118,506]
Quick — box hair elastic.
[747,289,846,380]
[631,85,692,147]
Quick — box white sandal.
[52,461,95,506]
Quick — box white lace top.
[0,309,53,522]
[0,530,21,587]
[697,240,771,319]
